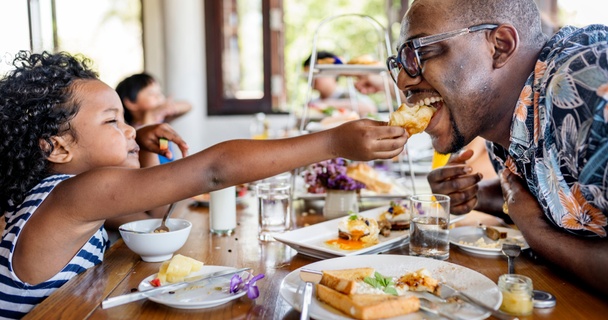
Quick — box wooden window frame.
[204,0,275,115]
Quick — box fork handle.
[457,292,519,320]
[507,257,515,274]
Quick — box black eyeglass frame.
[386,23,499,81]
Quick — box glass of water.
[409,194,450,260]
[256,182,291,241]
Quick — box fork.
[501,243,521,274]
[435,283,518,320]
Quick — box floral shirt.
[489,25,608,238]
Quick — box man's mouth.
[410,96,444,109]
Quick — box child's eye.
[106,119,118,124]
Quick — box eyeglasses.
[386,24,498,82]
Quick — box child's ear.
[44,136,73,164]
[123,98,138,111]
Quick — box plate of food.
[273,206,467,260]
[138,265,248,309]
[279,254,501,320]
[449,226,529,256]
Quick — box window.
[0,0,142,88]
[205,0,284,115]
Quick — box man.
[390,0,607,294]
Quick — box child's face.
[66,80,140,171]
[132,81,166,111]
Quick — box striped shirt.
[0,175,109,319]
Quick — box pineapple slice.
[156,254,204,285]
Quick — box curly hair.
[0,51,98,212]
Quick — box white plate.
[279,255,501,320]
[273,206,467,260]
[449,226,530,256]
[137,266,247,309]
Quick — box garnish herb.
[364,272,398,295]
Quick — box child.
[0,51,407,317]
[115,72,192,164]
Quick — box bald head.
[405,0,547,45]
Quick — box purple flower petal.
[230,274,243,294]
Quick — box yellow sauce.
[325,238,368,250]
[500,288,533,315]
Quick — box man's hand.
[427,149,483,214]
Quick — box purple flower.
[304,158,366,192]
[230,273,265,299]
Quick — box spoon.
[501,243,521,274]
[153,203,176,233]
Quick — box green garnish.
[348,213,359,221]
[364,272,398,296]
[322,106,337,115]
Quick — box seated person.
[303,51,377,117]
[116,73,192,164]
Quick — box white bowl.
[118,218,192,262]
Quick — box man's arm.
[501,169,608,296]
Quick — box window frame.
[204,0,274,115]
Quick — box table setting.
[21,184,608,320]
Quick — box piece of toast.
[316,284,420,320]
[320,268,375,295]
[388,103,436,135]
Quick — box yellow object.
[159,138,169,151]
[156,254,204,284]
[498,274,533,316]
[431,151,451,169]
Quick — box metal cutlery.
[418,297,463,320]
[436,283,518,320]
[153,202,177,233]
[501,243,522,274]
[299,268,322,320]
[101,267,251,309]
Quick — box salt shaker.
[209,186,237,235]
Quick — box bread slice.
[389,103,436,136]
[320,268,375,295]
[346,163,393,194]
[316,284,420,320]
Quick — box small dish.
[119,218,192,262]
[138,266,247,309]
[449,226,529,256]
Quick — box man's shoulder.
[543,25,608,58]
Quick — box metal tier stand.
[299,13,417,195]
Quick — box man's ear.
[45,136,73,164]
[490,24,519,69]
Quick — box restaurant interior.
[1,0,607,319]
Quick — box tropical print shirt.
[489,25,608,237]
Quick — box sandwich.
[316,268,424,320]
[388,103,436,136]
[346,162,393,194]
[347,54,381,65]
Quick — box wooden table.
[23,197,608,319]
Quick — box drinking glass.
[256,182,291,241]
[409,194,450,260]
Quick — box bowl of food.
[118,218,192,262]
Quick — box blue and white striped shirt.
[0,175,109,319]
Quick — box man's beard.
[447,114,466,154]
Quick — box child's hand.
[135,123,189,159]
[330,118,408,161]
